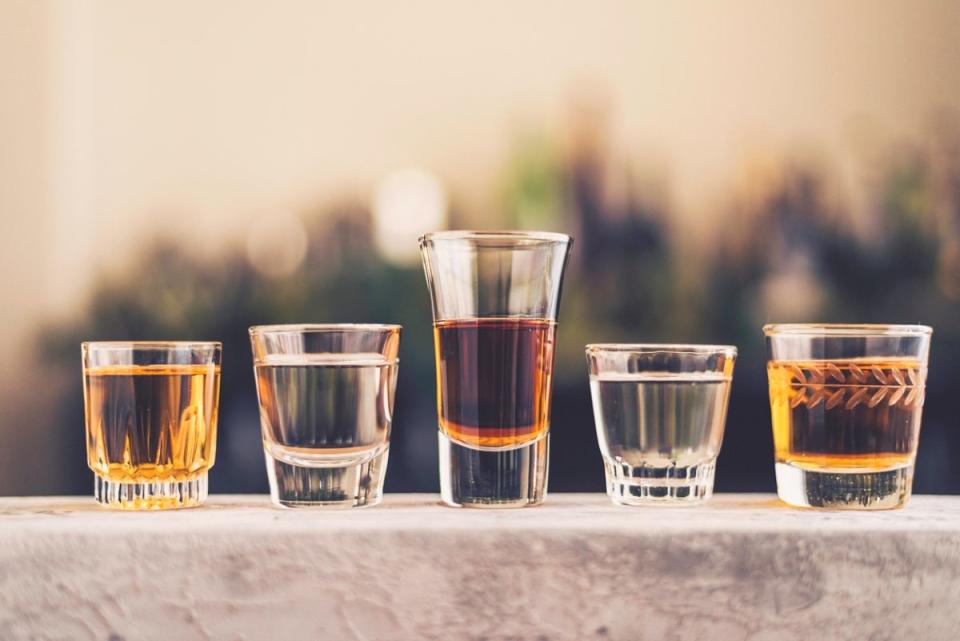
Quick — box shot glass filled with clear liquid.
[249,324,400,508]
[82,341,222,510]
[586,344,736,506]
[764,324,931,510]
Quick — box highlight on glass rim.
[2,3,958,639]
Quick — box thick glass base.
[604,458,716,506]
[438,431,548,508]
[264,443,388,509]
[94,472,208,510]
[775,461,913,510]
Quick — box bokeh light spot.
[372,168,448,265]
[245,212,308,278]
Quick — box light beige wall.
[2,0,960,349]
[0,0,56,489]
[0,1,54,356]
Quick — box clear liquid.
[590,372,731,468]
[256,353,397,454]
[254,353,398,507]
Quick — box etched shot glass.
[420,231,572,507]
[249,324,401,508]
[82,341,222,510]
[764,324,932,510]
[586,344,736,506]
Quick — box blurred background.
[1,1,959,496]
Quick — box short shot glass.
[82,341,222,510]
[764,323,932,510]
[586,344,736,506]
[249,324,401,508]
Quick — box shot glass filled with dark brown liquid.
[420,231,571,507]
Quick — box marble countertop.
[2,493,958,641]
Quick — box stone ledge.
[1,494,958,641]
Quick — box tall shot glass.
[586,344,736,505]
[419,231,572,507]
[250,324,401,508]
[82,341,222,510]
[764,324,932,509]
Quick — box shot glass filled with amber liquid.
[764,324,931,510]
[82,342,221,510]
[420,231,572,507]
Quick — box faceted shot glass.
[249,324,401,508]
[82,341,222,510]
[419,231,572,508]
[764,323,932,510]
[586,344,736,506]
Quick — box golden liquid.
[84,364,220,482]
[768,358,924,471]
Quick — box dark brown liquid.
[433,318,556,448]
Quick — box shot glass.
[586,344,736,506]
[764,323,932,509]
[249,324,401,508]
[419,231,572,507]
[82,341,222,510]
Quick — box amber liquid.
[84,364,220,482]
[768,358,925,471]
[433,318,556,448]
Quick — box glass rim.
[763,323,932,337]
[249,323,402,335]
[586,343,737,356]
[418,230,572,246]
[82,341,222,350]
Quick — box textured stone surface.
[1,494,959,641]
